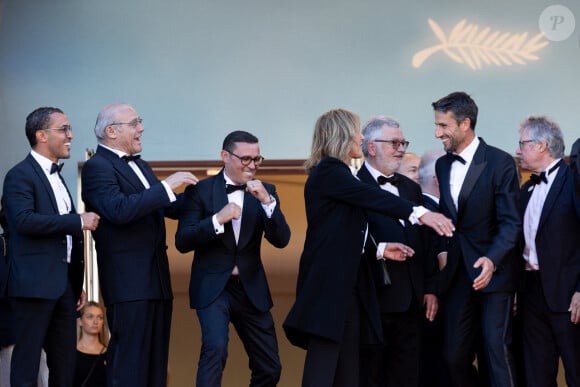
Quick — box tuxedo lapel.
[27,155,60,214]
[97,146,147,192]
[458,142,486,216]
[237,192,257,249]
[357,164,377,186]
[537,164,566,231]
[438,157,458,221]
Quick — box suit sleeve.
[3,168,81,236]
[81,157,171,224]
[322,161,415,220]
[486,155,521,268]
[175,184,219,253]
[262,185,291,248]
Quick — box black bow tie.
[377,175,399,186]
[226,184,247,194]
[122,154,141,162]
[447,153,466,165]
[529,161,560,186]
[529,171,547,186]
[50,163,64,174]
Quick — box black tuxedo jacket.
[436,138,521,294]
[357,164,437,313]
[2,154,84,300]
[175,169,290,313]
[284,157,419,349]
[520,161,580,312]
[81,146,180,305]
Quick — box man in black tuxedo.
[2,107,100,386]
[175,130,291,387]
[81,103,198,387]
[357,116,438,387]
[515,116,580,387]
[432,92,521,387]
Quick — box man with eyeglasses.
[357,115,438,387]
[1,107,100,386]
[176,130,291,386]
[432,92,521,387]
[81,103,198,387]
[515,116,580,387]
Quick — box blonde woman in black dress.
[74,302,107,387]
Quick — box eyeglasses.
[373,139,410,150]
[226,150,264,166]
[518,140,536,150]
[44,125,72,135]
[110,117,143,128]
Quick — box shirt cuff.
[161,181,176,202]
[212,214,224,234]
[261,196,276,218]
[377,242,387,260]
[409,205,428,225]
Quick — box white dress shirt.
[522,159,561,271]
[449,137,480,210]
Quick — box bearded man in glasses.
[176,130,291,387]
[81,103,198,387]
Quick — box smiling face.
[367,125,406,175]
[36,112,73,163]
[221,142,261,185]
[107,105,144,155]
[434,110,473,154]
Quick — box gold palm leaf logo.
[412,19,550,70]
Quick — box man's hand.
[81,212,100,231]
[569,291,580,324]
[437,252,448,271]
[424,294,439,321]
[76,290,87,311]
[383,242,415,261]
[216,202,242,225]
[419,212,455,237]
[245,180,273,204]
[473,256,495,290]
[164,172,199,191]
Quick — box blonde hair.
[304,109,360,173]
[78,301,108,346]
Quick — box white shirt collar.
[363,161,394,182]
[457,136,480,164]
[30,150,57,174]
[98,143,132,158]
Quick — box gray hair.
[418,149,444,186]
[94,103,132,142]
[519,115,565,159]
[361,115,400,157]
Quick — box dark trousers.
[302,292,360,387]
[106,299,172,387]
[520,271,580,387]
[443,265,516,387]
[360,306,421,387]
[196,279,281,387]
[10,281,77,387]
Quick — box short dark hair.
[432,92,478,130]
[222,130,259,152]
[25,107,64,147]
